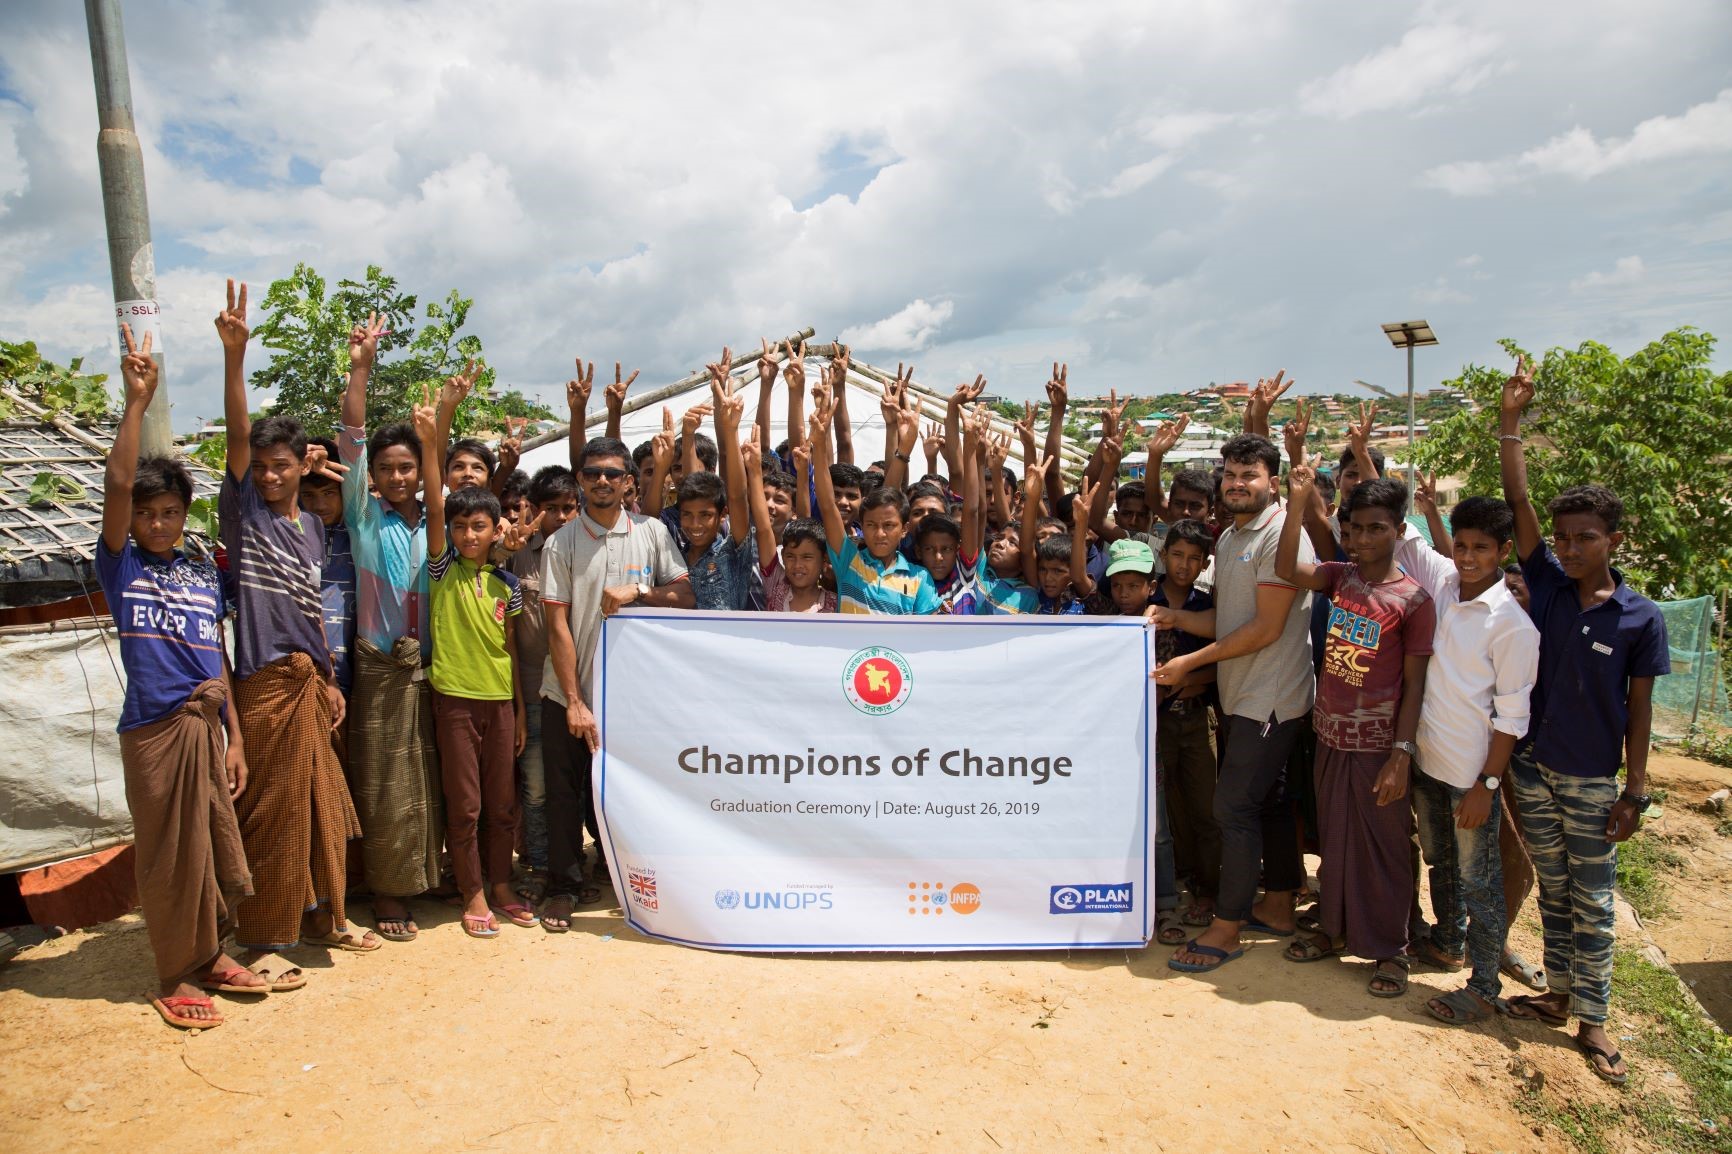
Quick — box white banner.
[594,611,1156,952]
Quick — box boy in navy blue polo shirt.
[1498,354,1668,1085]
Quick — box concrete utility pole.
[85,0,171,455]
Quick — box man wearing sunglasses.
[538,437,693,930]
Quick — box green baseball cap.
[1105,538,1155,577]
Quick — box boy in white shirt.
[1399,497,1540,1024]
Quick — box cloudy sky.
[2,0,1729,430]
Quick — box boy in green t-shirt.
[412,392,531,939]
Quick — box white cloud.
[838,298,955,353]
[0,1,1728,431]
[1299,24,1501,119]
[1422,88,1732,195]
[1571,256,1645,293]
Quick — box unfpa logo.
[906,880,982,917]
[843,647,912,716]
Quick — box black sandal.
[1368,956,1410,998]
[1504,993,1568,1027]
[1576,1037,1629,1085]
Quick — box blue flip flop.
[1241,917,1295,938]
[1167,940,1246,973]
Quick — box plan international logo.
[842,647,913,716]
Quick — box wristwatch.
[1620,791,1651,810]
[635,581,650,600]
[1392,740,1419,759]
[1476,773,1501,791]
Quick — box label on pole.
[115,299,162,351]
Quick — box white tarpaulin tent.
[0,617,132,873]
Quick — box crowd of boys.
[102,289,1666,1086]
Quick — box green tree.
[248,263,550,439]
[1415,330,1732,598]
[0,340,110,421]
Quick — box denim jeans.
[1508,747,1619,1024]
[1155,767,1178,912]
[516,696,548,873]
[1412,768,1507,1001]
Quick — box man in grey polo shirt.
[1151,433,1314,972]
[539,436,693,931]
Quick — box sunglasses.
[581,466,630,482]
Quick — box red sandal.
[150,993,224,1029]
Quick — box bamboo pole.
[516,327,817,453]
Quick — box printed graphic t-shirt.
[1312,561,1436,752]
[96,540,227,731]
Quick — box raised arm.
[1070,476,1099,597]
[566,358,594,473]
[1498,353,1543,561]
[436,358,482,455]
[943,375,984,481]
[810,401,846,553]
[491,416,526,498]
[742,430,777,568]
[1244,370,1291,438]
[605,362,636,441]
[1042,362,1068,501]
[342,309,386,432]
[707,348,751,545]
[985,427,1013,532]
[829,348,855,464]
[1090,434,1127,544]
[216,279,252,478]
[960,408,985,563]
[1286,399,1337,558]
[882,365,920,492]
[754,338,780,458]
[790,440,813,520]
[1020,457,1048,587]
[413,384,446,558]
[643,407,676,517]
[1412,471,1451,557]
[782,339,806,462]
[1348,400,1379,485]
[1144,414,1189,522]
[680,398,713,480]
[1275,455,1331,591]
[102,325,156,553]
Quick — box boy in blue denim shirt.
[1497,354,1668,1085]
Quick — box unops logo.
[843,647,912,716]
[714,889,741,910]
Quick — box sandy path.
[0,883,1618,1153]
[1637,752,1732,1029]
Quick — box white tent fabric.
[0,617,132,873]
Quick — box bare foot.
[1249,891,1296,933]
[373,896,417,940]
[1576,1023,1628,1082]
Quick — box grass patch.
[1515,1087,1619,1154]
[1612,948,1732,1148]
[1617,828,1686,921]
[1678,725,1732,769]
[1717,815,1732,839]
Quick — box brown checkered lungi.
[231,653,361,949]
[118,677,253,981]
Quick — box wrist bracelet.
[1499,434,1523,443]
[894,451,910,463]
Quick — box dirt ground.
[1636,752,1732,1030]
[5,760,1726,1153]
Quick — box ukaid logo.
[1049,883,1134,914]
[842,646,912,715]
[627,867,659,911]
